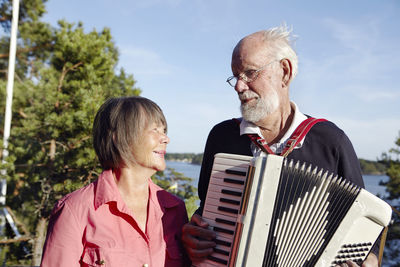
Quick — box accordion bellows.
[196,153,392,267]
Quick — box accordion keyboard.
[200,154,252,266]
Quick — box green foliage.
[359,159,387,175]
[4,19,140,219]
[152,168,199,218]
[0,0,47,32]
[1,1,142,264]
[380,131,400,266]
[385,162,400,200]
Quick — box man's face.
[231,36,283,123]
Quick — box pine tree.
[1,1,140,264]
[380,132,400,266]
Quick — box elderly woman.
[41,96,190,267]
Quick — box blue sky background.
[42,0,400,160]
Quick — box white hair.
[260,24,298,78]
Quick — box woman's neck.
[114,166,154,196]
[113,166,154,233]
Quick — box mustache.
[239,91,259,101]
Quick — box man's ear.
[281,59,293,87]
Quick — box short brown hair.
[93,96,167,170]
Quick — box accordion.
[195,153,392,267]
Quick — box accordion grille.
[262,159,361,266]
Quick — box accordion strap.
[379,206,400,266]
[379,226,388,267]
[281,117,327,157]
[233,117,327,157]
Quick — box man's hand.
[182,213,216,262]
[335,253,378,267]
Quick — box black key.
[215,239,231,247]
[221,189,242,197]
[218,206,238,214]
[223,178,245,185]
[213,226,234,235]
[220,197,240,205]
[208,255,228,265]
[215,217,236,226]
[225,169,246,176]
[214,248,230,256]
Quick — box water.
[363,174,389,197]
[166,161,389,196]
[166,161,201,185]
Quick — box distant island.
[165,153,204,164]
[166,153,387,175]
[359,158,387,175]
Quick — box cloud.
[187,0,239,33]
[329,117,400,160]
[118,0,182,9]
[296,16,399,112]
[321,17,399,76]
[155,89,240,153]
[353,88,400,103]
[323,17,379,52]
[118,45,180,76]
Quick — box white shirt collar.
[239,101,307,155]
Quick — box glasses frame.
[226,60,279,87]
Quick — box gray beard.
[240,91,280,123]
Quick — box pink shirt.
[41,170,189,267]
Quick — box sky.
[41,0,400,160]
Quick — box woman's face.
[131,121,170,172]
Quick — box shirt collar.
[94,169,120,210]
[239,101,307,153]
[148,179,182,211]
[94,169,181,210]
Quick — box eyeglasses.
[226,60,278,87]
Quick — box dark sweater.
[196,118,384,258]
[195,118,383,257]
[197,118,364,211]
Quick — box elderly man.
[182,26,379,267]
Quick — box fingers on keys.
[335,260,361,267]
[182,214,217,259]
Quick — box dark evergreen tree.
[0,1,140,264]
[380,132,400,266]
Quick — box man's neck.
[256,102,294,145]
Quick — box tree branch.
[0,15,11,23]
[68,136,90,149]
[0,43,54,59]
[5,206,30,236]
[0,236,33,244]
[55,61,83,109]
[57,61,83,92]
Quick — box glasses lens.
[227,76,237,87]
[244,70,258,82]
